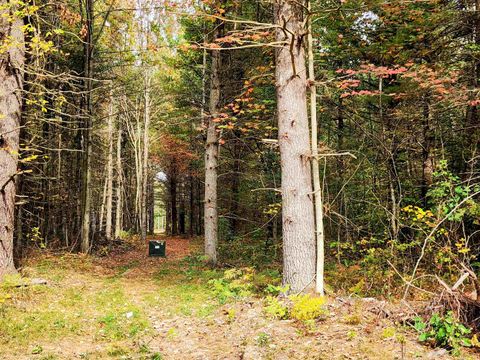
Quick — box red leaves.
[335,63,461,102]
[340,90,380,98]
[338,79,361,90]
[336,64,409,78]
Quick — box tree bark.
[105,94,114,240]
[307,0,326,295]
[170,172,178,235]
[114,125,123,239]
[421,95,434,205]
[147,174,154,235]
[275,0,316,293]
[141,72,151,241]
[80,0,94,253]
[179,181,186,235]
[0,0,24,277]
[204,28,222,265]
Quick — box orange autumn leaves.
[335,63,472,106]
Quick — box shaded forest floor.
[0,237,472,359]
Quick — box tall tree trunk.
[275,0,316,292]
[421,95,434,205]
[189,172,195,237]
[80,0,94,253]
[307,0,325,295]
[148,174,154,235]
[99,178,108,232]
[197,178,203,236]
[105,95,114,240]
[204,28,222,265]
[0,1,24,277]
[141,72,151,241]
[130,98,142,233]
[179,181,186,235]
[230,145,241,237]
[170,172,178,235]
[114,126,123,239]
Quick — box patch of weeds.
[348,279,366,296]
[95,287,150,340]
[225,308,236,323]
[343,313,362,325]
[347,330,357,341]
[290,295,327,321]
[263,294,328,323]
[252,269,282,292]
[179,304,193,316]
[0,273,24,288]
[39,355,58,360]
[166,327,178,339]
[197,303,216,318]
[32,344,43,354]
[138,343,151,354]
[209,268,255,303]
[382,326,396,339]
[180,254,208,268]
[414,311,472,355]
[106,343,130,357]
[302,319,318,333]
[263,296,288,320]
[0,290,12,305]
[146,281,216,317]
[136,344,164,359]
[0,283,86,347]
[155,267,174,278]
[256,332,271,347]
[264,283,289,296]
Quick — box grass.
[0,275,150,348]
[0,243,223,358]
[0,238,460,359]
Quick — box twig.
[404,190,480,300]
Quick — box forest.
[1,0,480,358]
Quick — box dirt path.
[0,237,464,359]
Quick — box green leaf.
[419,333,429,342]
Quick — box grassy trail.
[0,237,459,359]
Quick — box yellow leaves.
[21,23,34,33]
[26,98,48,113]
[471,334,480,348]
[29,36,56,55]
[263,203,281,216]
[20,154,38,163]
[402,205,435,225]
[455,239,471,255]
[0,292,12,305]
[289,294,327,321]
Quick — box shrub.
[414,311,472,354]
[263,296,288,320]
[208,268,254,303]
[289,294,327,321]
